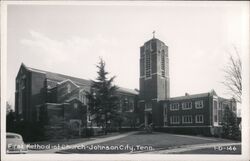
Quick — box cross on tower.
[153,31,155,38]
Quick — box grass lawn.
[61,131,239,154]
[27,132,121,151]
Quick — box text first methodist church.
[14,36,237,140]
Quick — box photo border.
[1,1,249,161]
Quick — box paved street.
[28,131,241,154]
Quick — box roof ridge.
[25,65,91,86]
[171,92,209,99]
[23,64,138,95]
[28,66,89,81]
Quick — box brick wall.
[31,72,46,122]
[162,96,212,127]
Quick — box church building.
[15,64,138,139]
[138,36,237,136]
[14,35,237,140]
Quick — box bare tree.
[222,46,242,103]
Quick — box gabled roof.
[169,90,217,101]
[117,87,139,95]
[25,65,91,87]
[57,79,80,88]
[23,64,138,96]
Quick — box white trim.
[87,126,102,129]
[213,95,218,99]
[57,79,80,87]
[151,72,169,77]
[144,108,152,112]
[144,76,152,80]
[66,97,81,103]
[151,72,161,75]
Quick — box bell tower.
[139,33,170,126]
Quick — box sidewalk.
[29,131,138,154]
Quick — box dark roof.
[117,87,139,95]
[24,64,138,95]
[26,66,91,87]
[143,38,166,46]
[169,90,217,101]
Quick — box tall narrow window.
[161,50,165,77]
[195,115,204,123]
[21,78,26,89]
[182,115,193,124]
[141,55,145,77]
[170,116,180,124]
[145,52,151,78]
[213,100,218,122]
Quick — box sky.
[6,2,249,112]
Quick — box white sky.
[6,2,249,110]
